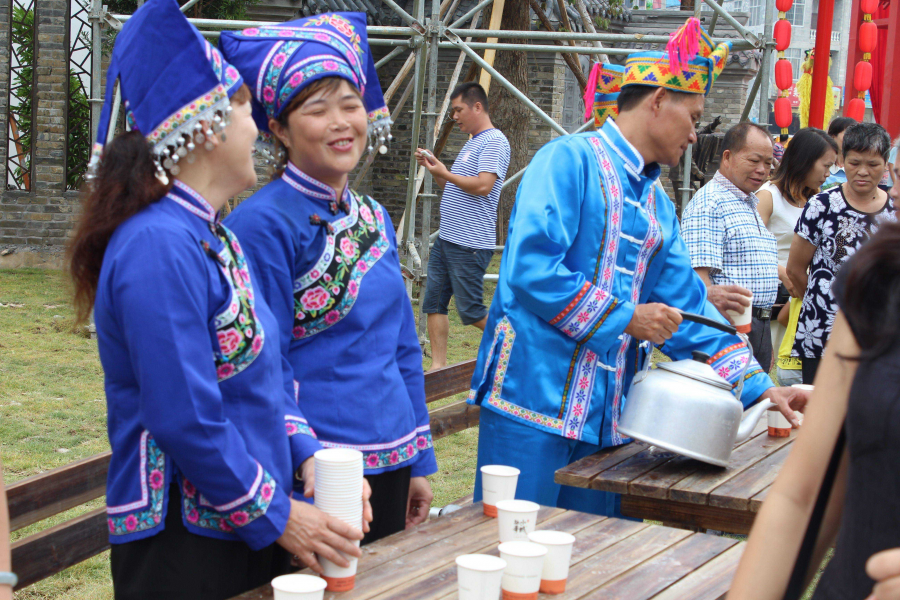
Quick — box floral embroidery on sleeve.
[181,468,278,534]
[108,433,166,536]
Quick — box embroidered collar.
[713,171,759,207]
[166,180,218,223]
[282,161,352,215]
[598,119,660,181]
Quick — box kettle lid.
[655,351,733,391]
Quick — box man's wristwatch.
[0,572,17,587]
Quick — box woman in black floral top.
[787,123,896,384]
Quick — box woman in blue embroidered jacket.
[67,2,369,597]
[219,13,438,543]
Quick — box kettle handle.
[677,310,737,336]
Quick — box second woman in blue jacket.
[220,12,437,543]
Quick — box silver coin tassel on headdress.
[368,116,393,156]
[153,103,234,185]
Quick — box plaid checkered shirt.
[681,171,779,309]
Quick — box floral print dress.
[793,186,896,359]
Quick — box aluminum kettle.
[617,311,774,468]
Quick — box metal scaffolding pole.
[757,0,776,126]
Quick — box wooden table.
[233,502,744,600]
[555,419,797,535]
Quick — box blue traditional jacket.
[225,163,437,476]
[467,120,774,447]
[95,181,320,550]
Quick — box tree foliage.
[10,5,34,188]
[106,0,260,19]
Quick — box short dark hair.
[616,85,691,113]
[771,128,838,204]
[842,122,892,161]
[827,116,857,139]
[450,82,489,113]
[722,122,772,154]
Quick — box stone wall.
[0,0,80,269]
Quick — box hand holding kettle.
[624,303,683,344]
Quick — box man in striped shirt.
[416,82,510,370]
[681,122,779,370]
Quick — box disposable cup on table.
[271,574,328,600]
[319,539,360,592]
[496,500,540,543]
[725,292,753,334]
[527,530,575,594]
[498,541,547,600]
[767,407,792,437]
[480,465,520,517]
[456,554,506,600]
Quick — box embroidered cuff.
[708,342,764,391]
[549,282,618,342]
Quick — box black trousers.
[802,357,821,385]
[111,485,292,600]
[746,315,773,374]
[362,466,411,545]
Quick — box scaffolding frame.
[90,0,777,341]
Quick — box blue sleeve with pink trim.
[503,138,636,356]
[383,205,438,479]
[648,209,774,406]
[110,228,291,550]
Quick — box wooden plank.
[7,451,111,532]
[557,525,694,599]
[554,442,647,489]
[11,507,109,589]
[589,446,681,495]
[627,420,769,500]
[708,443,794,511]
[649,543,745,600]
[428,400,480,441]
[369,510,606,600]
[477,0,506,94]
[668,430,796,506]
[424,359,476,404]
[597,533,738,600]
[620,495,755,535]
[749,485,770,512]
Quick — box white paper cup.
[456,554,506,600]
[527,530,575,594]
[271,574,328,600]
[481,465,520,517]
[767,407,792,437]
[725,292,753,334]
[791,384,814,392]
[498,541,547,600]
[496,500,539,543]
[319,539,360,592]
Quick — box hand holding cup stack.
[480,465,520,517]
[313,448,364,592]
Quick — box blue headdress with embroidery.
[88,0,244,183]
[218,12,391,158]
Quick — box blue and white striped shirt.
[681,172,779,309]
[439,128,510,249]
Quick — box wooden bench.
[9,359,478,590]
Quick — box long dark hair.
[771,128,838,205]
[839,220,900,360]
[68,131,170,324]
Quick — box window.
[750,0,804,26]
[67,0,93,190]
[7,0,35,190]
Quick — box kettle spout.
[736,399,775,443]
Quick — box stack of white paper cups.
[313,448,364,592]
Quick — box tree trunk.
[485,0,530,244]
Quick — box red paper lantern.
[774,20,792,51]
[774,97,793,129]
[854,61,873,92]
[859,21,878,53]
[776,0,793,11]
[860,0,878,13]
[775,59,794,90]
[846,97,866,121]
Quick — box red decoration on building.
[859,21,878,53]
[774,19,792,51]
[773,0,794,135]
[854,61,873,92]
[846,97,866,121]
[774,97,793,128]
[859,0,877,14]
[847,0,876,122]
[775,59,794,90]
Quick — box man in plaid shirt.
[682,122,779,370]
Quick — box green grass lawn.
[0,262,497,599]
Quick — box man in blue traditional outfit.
[468,18,809,515]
